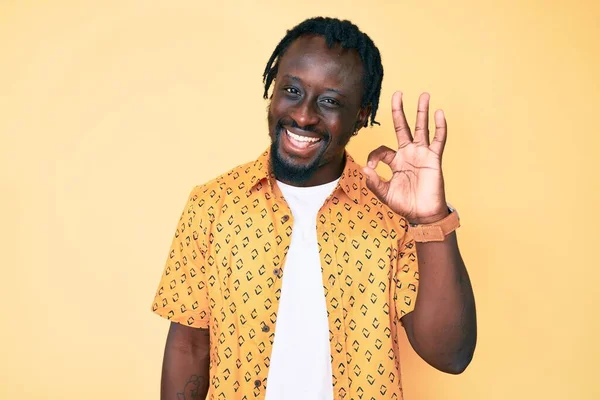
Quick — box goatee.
[269,125,327,184]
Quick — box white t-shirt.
[264,178,340,400]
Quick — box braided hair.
[263,17,384,127]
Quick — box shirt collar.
[246,147,364,205]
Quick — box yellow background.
[1,0,598,399]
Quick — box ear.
[356,104,372,130]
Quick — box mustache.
[276,119,327,138]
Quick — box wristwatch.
[408,204,460,243]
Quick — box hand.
[362,92,449,225]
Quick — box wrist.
[407,204,460,243]
[409,208,450,226]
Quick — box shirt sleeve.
[151,187,210,329]
[393,228,419,320]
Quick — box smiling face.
[267,35,371,186]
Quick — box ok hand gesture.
[362,92,450,225]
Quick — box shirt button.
[281,215,290,223]
[262,325,270,333]
[273,268,281,277]
[254,379,261,388]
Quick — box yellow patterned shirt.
[151,148,419,400]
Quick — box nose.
[290,99,319,128]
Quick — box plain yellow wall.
[1,0,599,399]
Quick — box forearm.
[404,231,477,374]
[161,323,210,399]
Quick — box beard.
[268,113,330,185]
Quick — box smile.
[285,129,322,144]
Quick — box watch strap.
[408,210,460,242]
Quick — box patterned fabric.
[151,148,419,400]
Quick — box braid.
[263,17,384,127]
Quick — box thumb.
[362,166,388,202]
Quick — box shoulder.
[356,180,410,236]
[187,158,261,210]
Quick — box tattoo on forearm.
[177,375,207,400]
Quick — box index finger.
[391,91,413,148]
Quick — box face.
[267,35,371,186]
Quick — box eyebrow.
[284,74,346,97]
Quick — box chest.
[200,194,404,321]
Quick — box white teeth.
[286,129,320,143]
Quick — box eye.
[284,87,300,95]
[321,98,340,107]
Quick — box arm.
[362,91,477,374]
[401,230,476,374]
[152,187,211,398]
[161,322,210,400]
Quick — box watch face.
[446,202,459,220]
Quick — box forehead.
[277,35,364,92]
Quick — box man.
[151,16,477,400]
